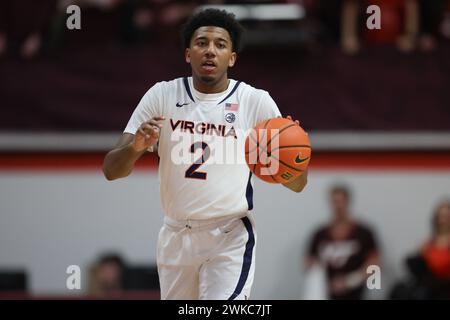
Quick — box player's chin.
[199,75,216,83]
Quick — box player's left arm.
[282,115,308,193]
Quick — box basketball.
[245,117,311,184]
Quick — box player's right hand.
[132,116,165,152]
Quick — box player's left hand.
[286,115,300,126]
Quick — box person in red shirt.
[422,200,450,281]
[391,200,450,299]
[340,0,419,54]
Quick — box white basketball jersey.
[124,77,281,220]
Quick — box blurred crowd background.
[1,0,449,131]
[0,0,449,300]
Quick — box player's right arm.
[102,116,165,180]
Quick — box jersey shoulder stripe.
[218,81,242,105]
[183,77,195,102]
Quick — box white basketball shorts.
[157,213,257,300]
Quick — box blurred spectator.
[301,0,343,42]
[50,0,125,49]
[88,253,126,298]
[390,200,450,299]
[441,2,450,39]
[0,270,27,292]
[305,184,380,300]
[423,200,450,281]
[342,0,419,54]
[297,0,425,53]
[0,0,58,59]
[119,0,202,46]
[417,0,449,52]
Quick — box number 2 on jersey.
[185,142,210,180]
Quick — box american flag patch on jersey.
[225,103,239,111]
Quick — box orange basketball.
[245,118,311,184]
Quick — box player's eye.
[217,42,226,49]
[197,40,206,47]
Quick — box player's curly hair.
[181,8,244,52]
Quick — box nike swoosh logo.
[294,154,310,164]
[176,102,190,108]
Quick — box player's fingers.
[150,126,160,137]
[141,125,160,140]
[295,120,300,126]
[142,123,160,137]
[286,115,292,120]
[149,116,165,127]
[138,127,151,139]
[147,119,164,128]
[146,123,162,131]
[141,123,156,132]
[141,119,160,126]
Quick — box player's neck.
[192,75,229,94]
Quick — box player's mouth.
[201,60,217,73]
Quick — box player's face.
[185,26,236,88]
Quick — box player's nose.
[205,42,216,57]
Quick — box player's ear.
[185,48,191,64]
[229,52,236,67]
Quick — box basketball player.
[103,9,308,300]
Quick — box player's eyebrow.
[194,35,229,43]
[215,37,229,43]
